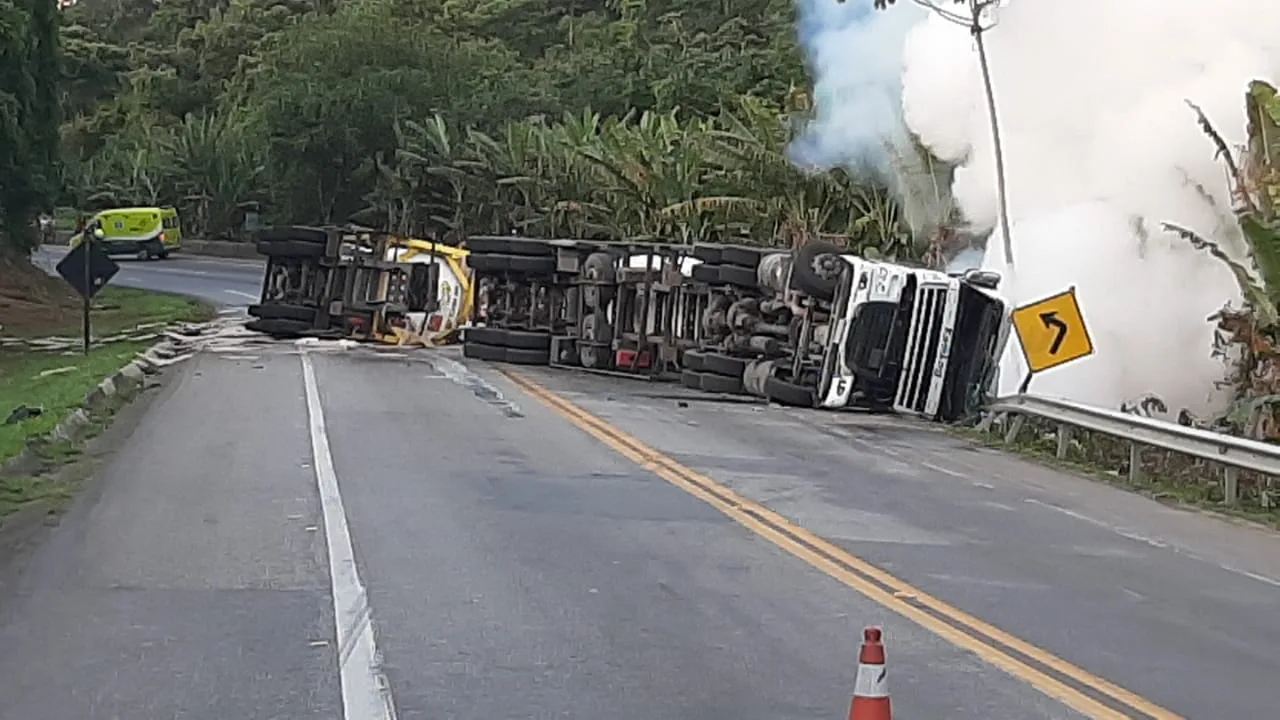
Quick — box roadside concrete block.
[51,408,91,442]
[113,363,146,392]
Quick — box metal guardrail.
[980,393,1280,505]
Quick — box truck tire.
[763,375,817,408]
[245,318,311,337]
[505,238,555,257]
[681,369,702,388]
[248,303,314,323]
[258,227,329,245]
[700,372,745,394]
[465,237,509,254]
[683,349,706,371]
[468,254,511,272]
[693,244,722,263]
[463,341,505,361]
[509,255,556,273]
[581,252,616,284]
[257,239,326,259]
[790,240,843,300]
[721,246,762,269]
[503,347,551,365]
[692,264,721,284]
[464,327,508,346]
[702,352,748,378]
[504,330,552,350]
[718,265,758,289]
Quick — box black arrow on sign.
[1039,311,1068,354]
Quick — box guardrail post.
[1222,466,1239,506]
[1128,443,1143,484]
[1055,424,1072,460]
[1003,414,1025,445]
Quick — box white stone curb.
[0,319,218,477]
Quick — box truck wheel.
[249,303,315,323]
[681,369,702,388]
[505,238,555,257]
[468,254,512,273]
[463,341,505,361]
[464,326,508,346]
[258,226,329,245]
[683,349,706,371]
[582,283,615,310]
[581,310,612,343]
[257,239,326,259]
[692,264,721,284]
[578,343,609,369]
[790,240,843,300]
[721,246,762,269]
[504,330,552,350]
[509,256,556,273]
[245,318,311,338]
[581,252,616,284]
[693,244,722,263]
[702,352,747,378]
[700,372,745,394]
[465,237,509,254]
[763,375,817,408]
[503,347,551,365]
[718,265,758,289]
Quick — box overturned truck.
[459,235,1012,422]
[246,227,1011,422]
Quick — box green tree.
[1,0,61,256]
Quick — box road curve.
[2,260,1279,718]
[32,245,264,307]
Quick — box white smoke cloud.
[788,0,927,176]
[900,0,1280,413]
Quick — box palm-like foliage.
[1171,81,1280,438]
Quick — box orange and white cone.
[848,626,892,720]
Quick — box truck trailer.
[458,234,1012,422]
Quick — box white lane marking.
[224,290,258,300]
[921,460,967,478]
[300,352,398,720]
[1024,498,1280,589]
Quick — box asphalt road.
[2,255,1279,719]
[32,245,264,307]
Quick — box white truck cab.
[817,256,1012,421]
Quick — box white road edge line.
[224,289,258,299]
[300,352,398,720]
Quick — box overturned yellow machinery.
[247,225,472,346]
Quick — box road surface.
[2,255,1279,719]
[32,245,264,307]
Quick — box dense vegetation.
[1171,80,1280,439]
[0,0,921,257]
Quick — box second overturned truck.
[249,227,1013,423]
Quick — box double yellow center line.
[503,370,1181,720]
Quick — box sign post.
[55,225,120,355]
[1010,286,1094,393]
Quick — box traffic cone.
[848,626,892,720]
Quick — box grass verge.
[0,287,213,521]
[955,417,1280,529]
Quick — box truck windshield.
[939,285,1005,421]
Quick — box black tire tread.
[248,303,314,322]
[763,375,817,407]
[503,347,551,365]
[700,371,745,394]
[257,239,326,259]
[463,341,506,361]
[702,352,748,378]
